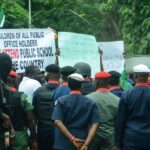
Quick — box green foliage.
[0,0,149,54]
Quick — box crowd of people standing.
[0,52,150,150]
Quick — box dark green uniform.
[87,90,119,150]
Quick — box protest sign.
[0,29,56,73]
[98,41,125,73]
[58,32,99,76]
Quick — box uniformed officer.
[52,73,100,150]
[52,66,76,101]
[7,70,18,91]
[108,71,124,98]
[0,52,37,150]
[33,64,60,150]
[74,62,96,95]
[87,71,119,150]
[115,64,150,150]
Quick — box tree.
[1,0,149,55]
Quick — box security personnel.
[7,70,18,91]
[33,64,60,150]
[74,62,96,95]
[108,71,124,98]
[52,66,76,101]
[52,73,100,150]
[115,64,150,150]
[87,71,119,150]
[0,52,37,150]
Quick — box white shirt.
[18,76,41,103]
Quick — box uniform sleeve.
[90,103,101,124]
[51,100,64,121]
[21,93,33,112]
[115,93,128,148]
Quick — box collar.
[96,88,110,92]
[135,83,148,87]
[9,87,16,91]
[62,82,68,86]
[70,90,81,94]
[48,80,60,85]
[109,86,120,91]
[22,76,30,81]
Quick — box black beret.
[108,71,121,78]
[0,52,12,82]
[45,64,60,73]
[60,66,76,76]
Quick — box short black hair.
[25,66,39,76]
[68,78,82,90]
[96,78,109,89]
[108,71,121,86]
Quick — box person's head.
[74,62,91,78]
[7,71,18,88]
[108,71,121,86]
[0,52,12,83]
[68,73,84,91]
[133,64,150,83]
[45,64,60,81]
[25,66,41,81]
[95,71,111,89]
[60,66,76,82]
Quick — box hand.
[72,138,85,150]
[2,114,12,129]
[29,139,38,150]
[55,48,60,56]
[80,144,88,150]
[98,48,103,55]
[114,147,121,150]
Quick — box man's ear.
[133,73,137,80]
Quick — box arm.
[54,120,85,150]
[99,48,104,71]
[55,48,60,65]
[0,111,12,129]
[26,111,37,150]
[115,94,128,149]
[54,120,74,140]
[21,94,37,150]
[81,123,99,150]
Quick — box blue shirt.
[52,85,70,101]
[111,89,123,98]
[115,84,150,149]
[52,93,100,150]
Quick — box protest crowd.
[0,32,150,150]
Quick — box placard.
[0,29,56,73]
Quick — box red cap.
[9,71,18,77]
[148,77,150,86]
[95,71,111,79]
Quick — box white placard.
[0,29,56,73]
[98,41,125,73]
